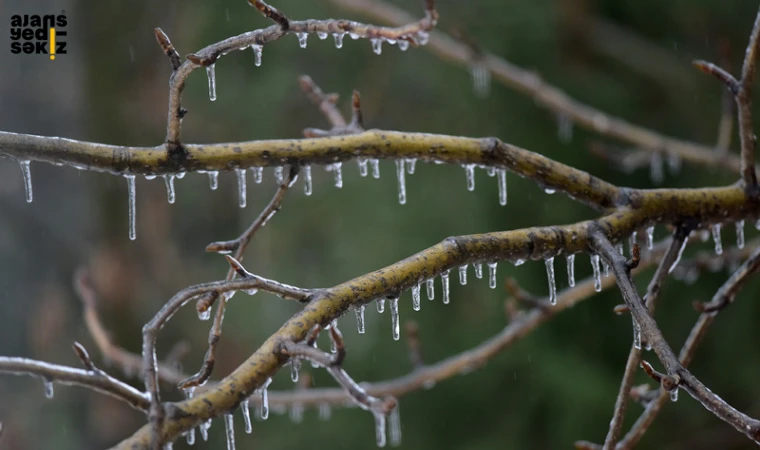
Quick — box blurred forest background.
[1,0,760,448]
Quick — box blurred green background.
[1,0,760,448]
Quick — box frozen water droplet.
[290,358,300,382]
[591,254,602,292]
[296,32,308,48]
[545,257,557,305]
[208,171,219,190]
[544,187,556,195]
[260,378,271,420]
[251,45,263,67]
[371,38,383,55]
[198,307,211,321]
[670,388,679,402]
[206,64,217,101]
[486,166,496,177]
[398,40,409,51]
[251,167,263,184]
[412,284,421,311]
[144,174,157,180]
[646,226,655,249]
[668,236,689,273]
[350,32,360,40]
[417,31,430,45]
[497,169,507,205]
[395,159,406,204]
[389,405,402,447]
[632,317,641,350]
[125,175,136,241]
[186,427,196,445]
[370,159,380,178]
[474,263,483,279]
[175,171,186,179]
[426,278,435,300]
[441,270,451,304]
[18,160,32,203]
[736,220,745,249]
[514,259,525,266]
[355,304,365,334]
[386,39,397,45]
[224,413,235,450]
[650,152,664,185]
[241,399,252,434]
[376,297,385,313]
[374,411,387,448]
[333,32,345,48]
[488,262,497,289]
[405,158,416,174]
[303,165,313,196]
[317,31,328,40]
[163,175,176,204]
[566,254,575,287]
[470,63,491,97]
[331,162,343,188]
[290,403,304,423]
[390,295,400,340]
[464,164,476,191]
[458,265,468,285]
[235,169,247,208]
[557,113,573,143]
[199,420,211,441]
[318,403,331,420]
[358,158,369,177]
[44,379,54,399]
[274,166,284,184]
[711,223,723,255]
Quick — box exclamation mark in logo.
[49,28,56,60]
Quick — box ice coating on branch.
[206,64,217,101]
[333,32,345,48]
[389,405,402,447]
[241,399,252,434]
[405,158,416,174]
[355,304,366,333]
[736,220,745,249]
[125,175,136,241]
[646,226,655,250]
[398,40,410,51]
[374,411,387,448]
[566,254,575,287]
[296,32,308,48]
[545,257,557,305]
[303,165,313,195]
[260,378,272,419]
[377,297,386,313]
[18,160,32,203]
[464,164,476,191]
[668,237,689,273]
[412,284,421,311]
[632,317,641,350]
[370,159,381,178]
[459,265,468,285]
[426,278,435,300]
[331,162,343,188]
[235,169,247,208]
[371,38,382,55]
[208,171,219,190]
[224,413,235,450]
[395,159,406,204]
[497,169,507,205]
[390,295,400,340]
[711,224,723,255]
[488,262,497,289]
[290,358,300,382]
[358,158,369,177]
[251,44,262,66]
[591,254,602,292]
[163,175,176,204]
[441,270,451,304]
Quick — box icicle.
[628,232,637,256]
[389,405,402,447]
[251,45,263,67]
[374,411,387,448]
[224,413,235,450]
[165,443,173,450]
[545,257,557,305]
[668,237,689,273]
[198,307,211,321]
[395,159,407,204]
[441,270,451,304]
[650,152,664,185]
[235,169,247,208]
[591,254,602,292]
[390,295,400,340]
[398,40,410,51]
[317,31,328,40]
[497,168,507,205]
[331,162,343,188]
[206,64,217,101]
[488,262,497,289]
[412,284,421,311]
[474,263,483,279]
[274,166,284,184]
[370,159,380,178]
[358,158,369,177]
[376,297,386,313]
[333,32,345,48]
[464,164,476,191]
[241,399,252,434]
[557,113,573,143]
[470,63,491,97]
[616,243,624,255]
[458,265,468,285]
[603,260,610,278]
[18,160,32,203]
[296,32,308,48]
[290,403,304,423]
[405,158,416,174]
[290,358,300,382]
[163,175,176,204]
[736,220,745,249]
[426,278,435,300]
[645,226,655,249]
[667,152,682,175]
[355,305,366,333]
[566,254,575,287]
[186,427,196,445]
[250,167,262,184]
[318,403,331,420]
[125,175,136,241]
[260,378,271,420]
[670,388,679,402]
[711,223,723,255]
[206,171,218,190]
[632,317,641,350]
[43,379,54,399]
[303,165,313,196]
[371,38,383,55]
[199,420,211,441]
[756,219,760,231]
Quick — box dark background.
[1,0,759,448]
